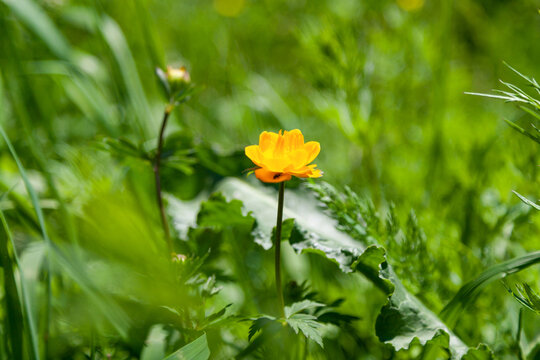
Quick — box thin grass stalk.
[275,182,285,317]
[0,126,53,360]
[0,209,40,360]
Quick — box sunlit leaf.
[286,313,324,348]
[162,333,210,360]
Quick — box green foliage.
[1,0,540,359]
[162,333,210,360]
[441,252,540,327]
[0,208,29,360]
[503,282,540,315]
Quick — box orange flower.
[245,129,322,183]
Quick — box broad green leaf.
[351,245,394,294]
[216,178,369,269]
[196,193,255,229]
[461,344,494,360]
[377,267,468,357]
[140,325,168,360]
[162,333,210,360]
[440,251,540,327]
[396,330,450,359]
[215,178,469,358]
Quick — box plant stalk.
[275,181,285,317]
[153,104,174,254]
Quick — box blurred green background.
[2,0,540,358]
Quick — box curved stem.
[154,104,174,254]
[275,181,285,317]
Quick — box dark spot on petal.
[273,173,282,179]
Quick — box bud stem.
[275,181,286,317]
[153,104,174,255]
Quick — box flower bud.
[156,65,193,103]
[166,66,191,87]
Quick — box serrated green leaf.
[215,178,469,358]
[238,317,282,359]
[461,344,494,360]
[351,245,394,294]
[284,300,325,318]
[248,316,277,341]
[376,267,468,357]
[286,314,324,348]
[216,178,362,258]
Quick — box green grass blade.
[513,191,540,210]
[0,125,52,358]
[518,105,540,122]
[503,119,540,145]
[440,251,540,327]
[2,0,71,60]
[0,209,40,360]
[0,205,24,359]
[0,127,52,247]
[98,15,151,138]
[0,126,132,338]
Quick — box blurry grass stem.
[154,103,174,253]
[154,66,192,255]
[275,182,285,317]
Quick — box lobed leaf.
[215,178,470,358]
[284,300,325,318]
[286,314,324,348]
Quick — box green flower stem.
[275,181,285,317]
[153,104,174,255]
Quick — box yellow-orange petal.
[308,168,323,178]
[255,168,292,183]
[283,129,304,151]
[245,145,263,166]
[287,148,310,169]
[303,141,320,164]
[288,164,322,178]
[259,131,279,152]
